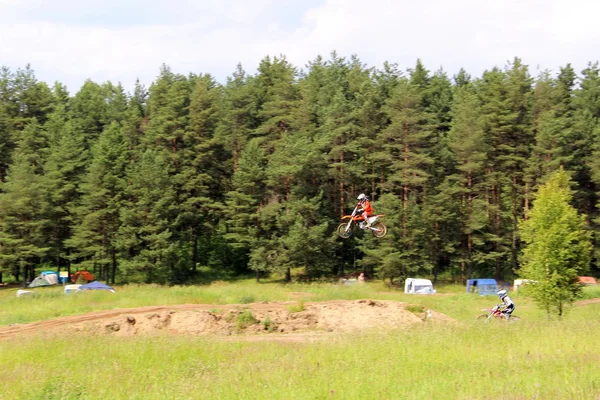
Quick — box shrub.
[287,299,305,313]
[236,309,257,330]
[405,304,425,314]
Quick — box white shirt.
[501,295,514,308]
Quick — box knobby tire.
[371,222,387,238]
[337,223,353,239]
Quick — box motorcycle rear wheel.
[337,223,354,238]
[371,222,387,238]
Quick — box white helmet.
[497,289,507,299]
[357,193,367,201]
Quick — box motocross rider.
[497,289,515,319]
[356,193,374,228]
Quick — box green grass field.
[1,281,599,399]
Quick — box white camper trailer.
[404,278,436,294]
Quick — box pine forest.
[1,54,599,285]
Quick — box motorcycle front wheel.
[337,223,354,239]
[371,222,387,238]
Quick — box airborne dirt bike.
[477,305,520,322]
[337,204,387,239]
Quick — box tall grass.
[1,319,599,399]
[2,281,599,399]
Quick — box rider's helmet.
[497,289,508,299]
[357,193,368,202]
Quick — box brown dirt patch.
[575,298,600,306]
[0,300,453,342]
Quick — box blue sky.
[1,0,598,94]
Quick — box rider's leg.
[363,212,371,228]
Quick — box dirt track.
[0,299,453,341]
[575,298,600,306]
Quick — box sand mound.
[0,300,454,341]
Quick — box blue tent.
[466,279,498,295]
[79,281,115,292]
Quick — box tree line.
[0,54,599,285]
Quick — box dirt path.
[0,300,453,341]
[575,298,600,306]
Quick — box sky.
[1,0,599,94]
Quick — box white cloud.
[1,0,599,93]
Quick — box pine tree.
[360,193,406,283]
[253,56,300,152]
[525,70,571,198]
[175,74,224,273]
[69,80,110,147]
[224,138,267,278]
[122,80,148,152]
[215,64,258,172]
[578,62,600,272]
[571,63,600,217]
[0,130,50,285]
[476,61,533,279]
[444,85,490,279]
[266,195,335,280]
[103,82,128,125]
[381,76,433,226]
[11,65,55,129]
[41,118,88,274]
[117,150,176,283]
[316,54,374,215]
[144,65,191,164]
[67,122,128,283]
[420,68,454,279]
[503,58,534,272]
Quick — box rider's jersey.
[360,200,373,216]
[501,295,515,310]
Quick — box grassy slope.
[1,282,599,399]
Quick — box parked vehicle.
[513,279,536,292]
[466,279,498,295]
[404,278,436,294]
